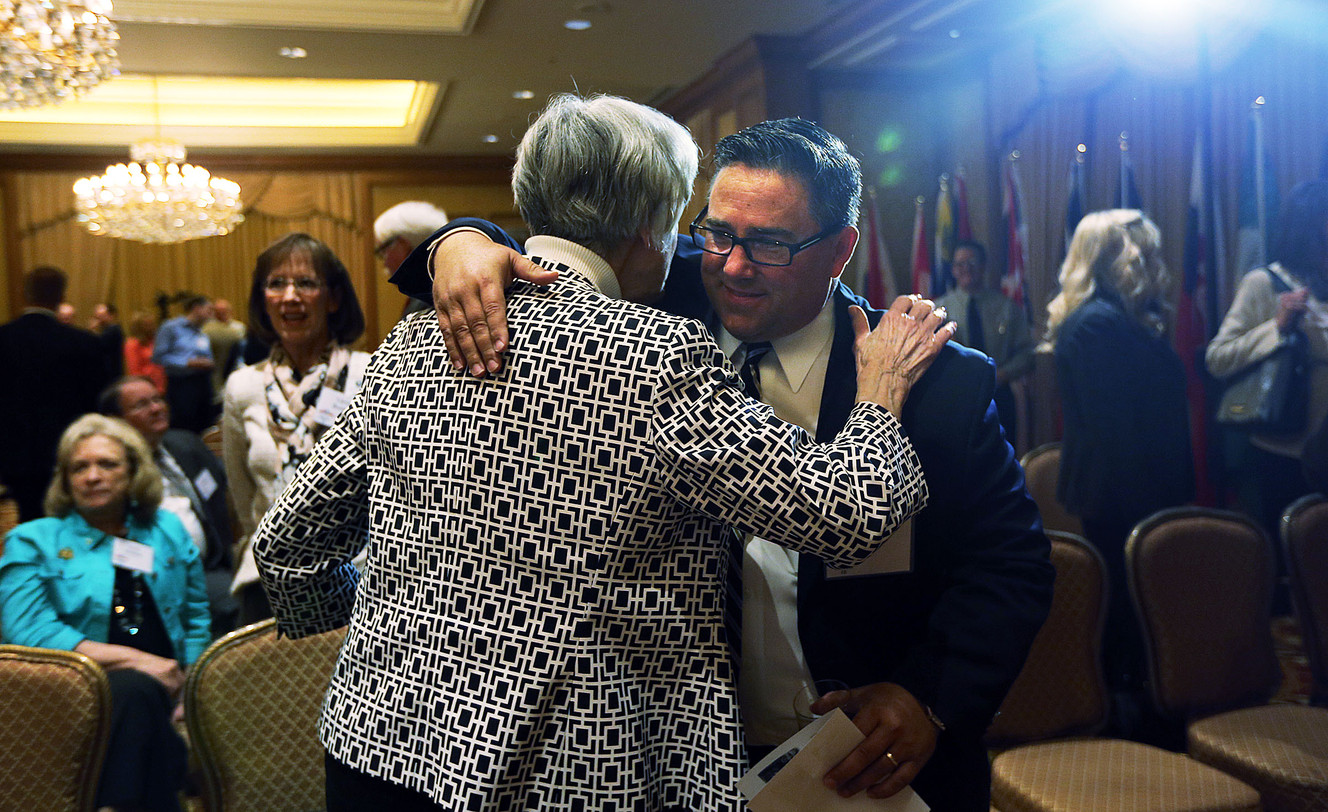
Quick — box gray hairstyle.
[512,94,699,255]
[373,201,450,249]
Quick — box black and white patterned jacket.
[254,237,927,811]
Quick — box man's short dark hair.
[183,295,210,313]
[711,118,862,232]
[953,239,987,268]
[24,266,67,309]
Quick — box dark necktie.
[723,341,773,665]
[967,296,986,354]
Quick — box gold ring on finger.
[884,751,899,768]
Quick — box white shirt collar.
[524,235,621,300]
[715,297,836,395]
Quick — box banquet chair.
[1018,443,1083,536]
[184,618,347,812]
[987,531,1260,812]
[1128,508,1328,812]
[1282,495,1328,707]
[0,645,111,812]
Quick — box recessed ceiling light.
[482,134,499,143]
[513,90,535,100]
[279,46,307,59]
[948,29,960,39]
[565,19,592,30]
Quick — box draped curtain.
[10,170,372,348]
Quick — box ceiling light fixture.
[564,19,591,30]
[278,46,307,59]
[0,0,120,109]
[482,134,498,143]
[513,90,534,99]
[72,76,243,243]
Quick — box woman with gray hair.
[0,413,210,811]
[255,93,945,810]
[1045,210,1193,736]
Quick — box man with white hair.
[374,201,449,319]
[254,94,950,811]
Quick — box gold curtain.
[10,170,373,348]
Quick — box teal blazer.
[0,509,211,665]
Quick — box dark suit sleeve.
[890,363,1054,734]
[388,218,524,304]
[162,430,233,571]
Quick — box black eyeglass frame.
[688,206,837,267]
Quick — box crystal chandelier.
[0,0,119,109]
[73,138,245,243]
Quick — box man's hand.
[852,296,956,417]
[1277,287,1310,334]
[812,682,940,799]
[431,231,557,377]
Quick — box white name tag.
[111,538,155,574]
[193,468,218,501]
[312,387,353,427]
[826,518,914,579]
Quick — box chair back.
[0,645,111,812]
[1019,442,1083,536]
[184,618,347,812]
[1127,508,1281,720]
[985,531,1109,746]
[1282,494,1328,706]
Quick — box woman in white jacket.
[223,232,370,623]
[1207,180,1328,558]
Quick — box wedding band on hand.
[884,751,899,768]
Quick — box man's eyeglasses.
[689,207,835,267]
[265,276,324,295]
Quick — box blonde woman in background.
[1044,210,1193,742]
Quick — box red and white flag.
[861,190,895,308]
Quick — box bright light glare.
[1099,0,1203,33]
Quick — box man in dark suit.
[0,267,112,521]
[395,119,1054,811]
[98,375,238,636]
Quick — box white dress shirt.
[716,299,836,746]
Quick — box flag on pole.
[1000,152,1031,318]
[932,175,956,296]
[1116,132,1143,210]
[1066,145,1087,253]
[953,168,973,241]
[861,189,895,308]
[1179,128,1225,506]
[909,196,931,298]
[1235,97,1279,287]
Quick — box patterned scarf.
[263,341,353,485]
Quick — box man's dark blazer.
[160,428,232,572]
[0,311,111,521]
[394,223,1054,810]
[160,427,237,636]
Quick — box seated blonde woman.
[0,413,210,812]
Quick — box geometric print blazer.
[254,246,927,811]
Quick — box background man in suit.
[255,94,948,811]
[98,375,238,636]
[90,302,125,378]
[936,239,1035,447]
[0,266,111,521]
[397,118,1054,810]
